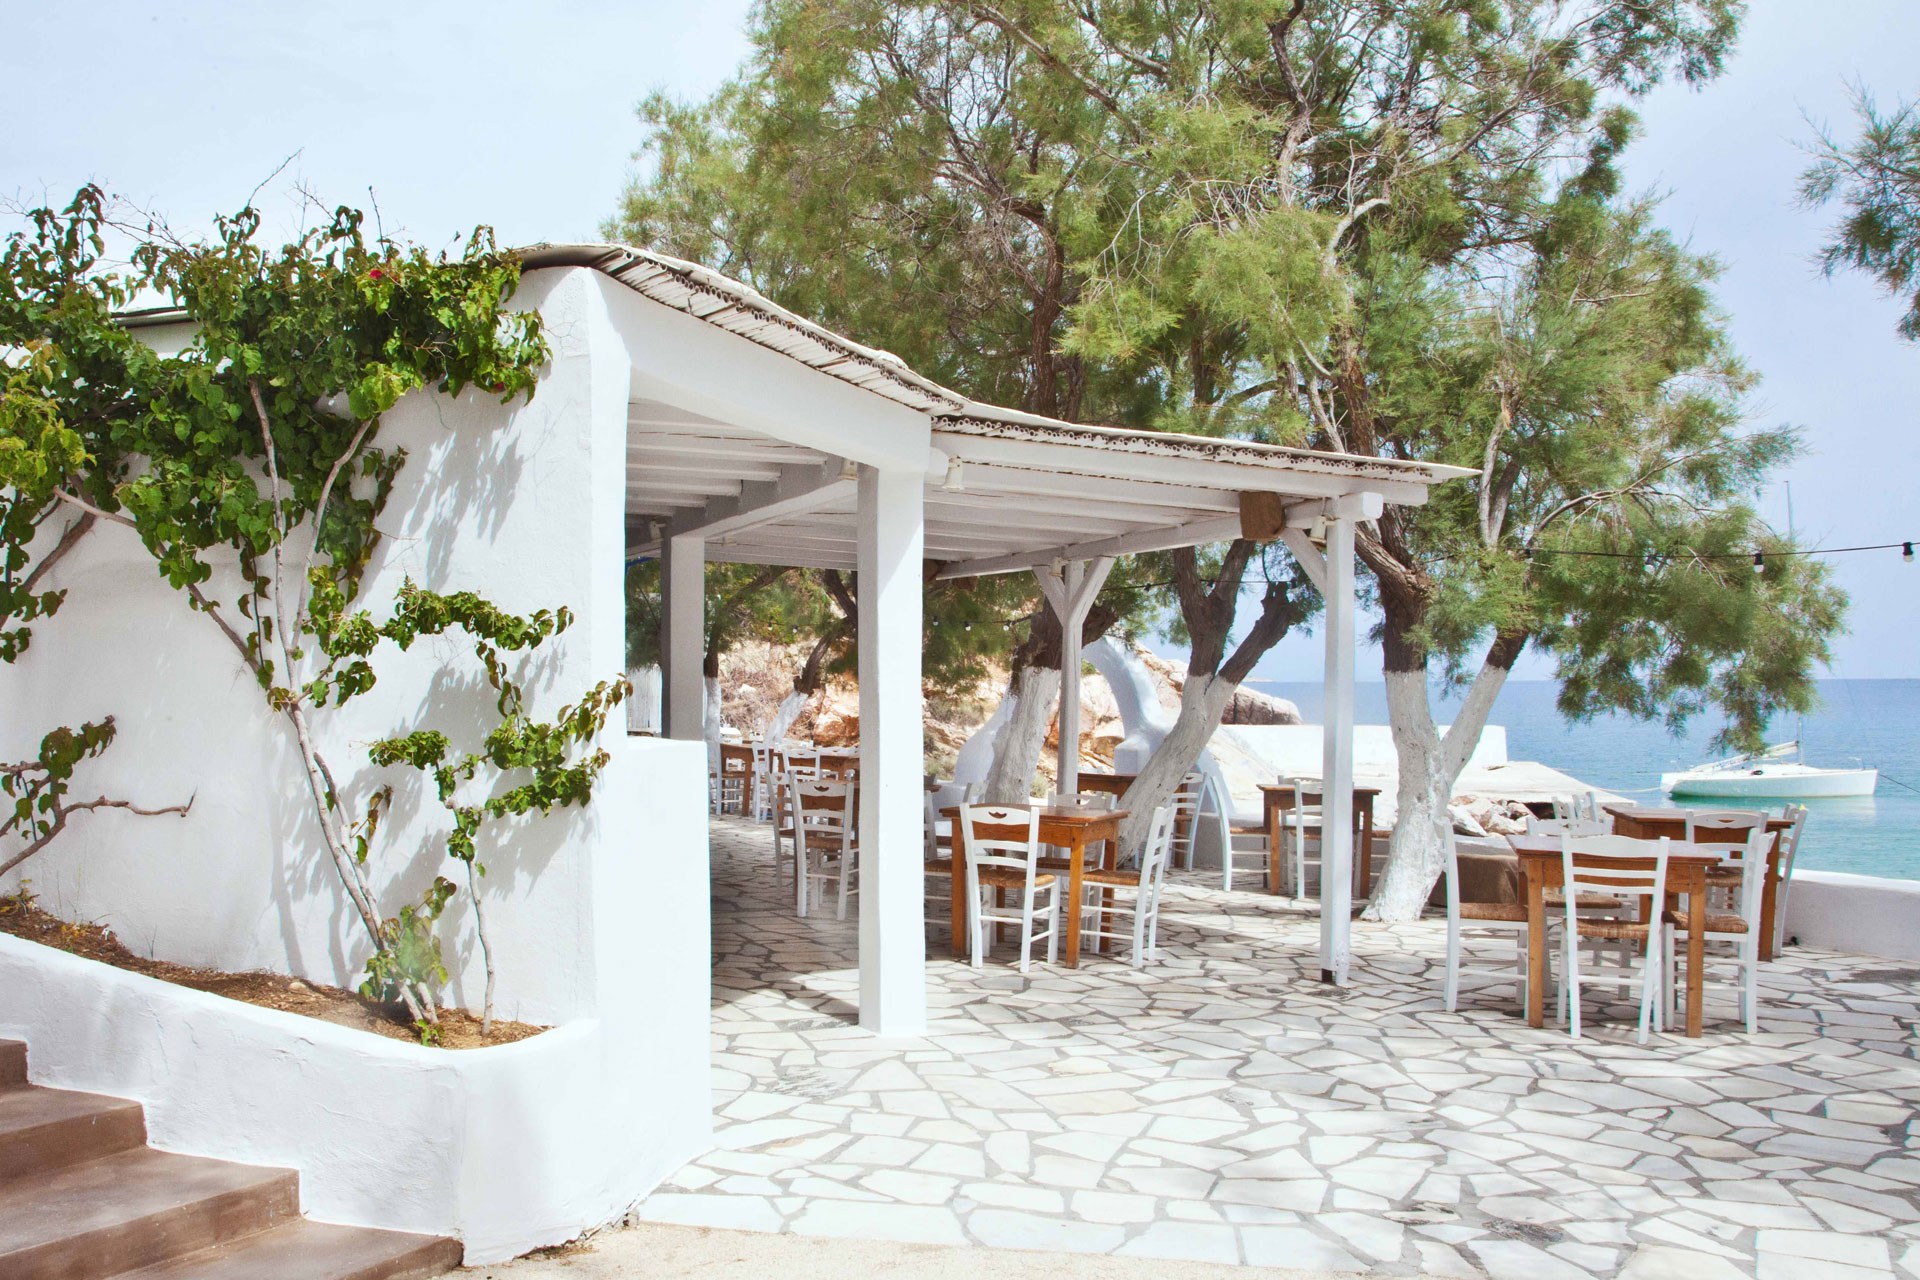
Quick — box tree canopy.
[1803,84,1920,341]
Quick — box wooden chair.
[708,742,745,815]
[924,782,982,930]
[1556,835,1671,1044]
[772,759,825,870]
[959,805,1059,974]
[1524,816,1630,961]
[793,778,858,920]
[1441,828,1536,1012]
[1773,804,1809,953]
[1685,809,1767,911]
[1664,827,1769,1033]
[1276,776,1324,897]
[1552,791,1603,822]
[1169,773,1205,872]
[1038,791,1114,873]
[1080,805,1177,968]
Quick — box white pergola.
[524,245,1471,1037]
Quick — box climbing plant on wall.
[0,186,621,1037]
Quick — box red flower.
[368,267,385,281]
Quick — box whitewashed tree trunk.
[704,674,723,749]
[1362,659,1516,921]
[766,690,807,744]
[984,664,1060,803]
[1117,672,1238,860]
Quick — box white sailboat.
[1662,740,1878,799]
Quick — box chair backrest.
[1138,805,1177,892]
[1684,808,1765,842]
[1045,790,1115,812]
[1527,815,1610,838]
[794,778,855,849]
[1551,795,1574,820]
[1726,827,1770,925]
[959,805,1043,883]
[1560,835,1669,930]
[1576,791,1602,821]
[1778,803,1809,871]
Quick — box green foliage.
[1802,85,1920,340]
[2,186,560,1025]
[1,718,117,848]
[358,876,456,1043]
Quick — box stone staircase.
[0,1039,462,1279]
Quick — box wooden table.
[1604,805,1794,961]
[945,804,1128,968]
[1258,784,1380,897]
[1509,834,1722,1037]
[1074,772,1135,800]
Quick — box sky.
[4,1,1916,681]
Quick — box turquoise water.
[1260,678,1920,883]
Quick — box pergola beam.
[631,457,855,556]
[1037,557,1115,797]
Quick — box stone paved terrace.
[634,816,1920,1279]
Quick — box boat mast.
[1786,481,1805,761]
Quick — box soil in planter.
[0,889,544,1049]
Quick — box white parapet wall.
[1782,869,1920,963]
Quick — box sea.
[1258,678,1920,883]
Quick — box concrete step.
[0,1041,25,1087]
[0,1146,299,1280]
[115,1218,463,1280]
[0,1084,148,1182]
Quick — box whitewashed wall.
[0,267,713,1259]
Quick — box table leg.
[950,823,967,958]
[1526,863,1547,1029]
[1356,797,1375,898]
[1686,869,1706,1037]
[1759,836,1783,963]
[1064,835,1087,967]
[1267,796,1284,896]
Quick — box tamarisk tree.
[1802,84,1920,341]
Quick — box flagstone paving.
[634,817,1920,1278]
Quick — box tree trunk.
[1363,622,1526,921]
[983,664,1061,802]
[1114,671,1239,859]
[1116,546,1305,859]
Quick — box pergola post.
[1319,515,1357,985]
[856,464,927,1036]
[660,531,706,742]
[1035,557,1113,797]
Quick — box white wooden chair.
[1525,814,1632,959]
[1556,835,1671,1043]
[1079,805,1177,968]
[1685,809,1767,911]
[1274,776,1323,897]
[1552,791,1603,821]
[793,778,858,919]
[924,781,982,930]
[1169,773,1205,872]
[1664,826,1769,1033]
[771,759,825,868]
[1038,790,1113,874]
[1772,804,1809,952]
[1440,827,1537,1011]
[748,742,782,821]
[959,804,1059,974]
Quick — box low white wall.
[1782,869,1920,963]
[0,708,712,1267]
